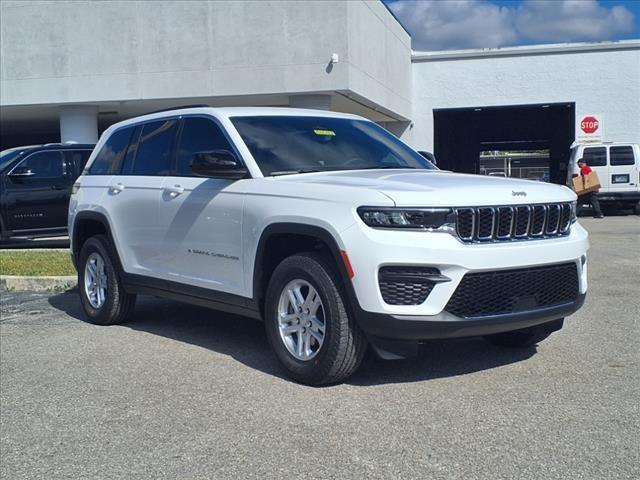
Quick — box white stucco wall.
[346,0,412,120]
[0,0,411,119]
[409,42,640,150]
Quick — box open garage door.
[433,103,575,185]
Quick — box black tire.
[0,215,8,240]
[78,234,136,325]
[483,320,563,348]
[264,252,367,385]
[633,202,640,215]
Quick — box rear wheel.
[264,253,367,385]
[78,235,136,325]
[483,319,563,348]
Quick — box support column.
[59,105,99,144]
[288,94,332,111]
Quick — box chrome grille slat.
[496,207,514,239]
[546,204,561,235]
[559,204,572,233]
[455,203,573,243]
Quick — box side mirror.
[418,151,437,166]
[9,167,35,178]
[191,150,248,180]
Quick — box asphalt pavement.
[1,217,639,479]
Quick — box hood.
[274,169,576,206]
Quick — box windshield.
[0,148,27,173]
[230,116,435,176]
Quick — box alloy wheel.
[84,252,108,309]
[277,279,326,361]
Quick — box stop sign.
[581,116,599,134]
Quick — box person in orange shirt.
[577,159,604,218]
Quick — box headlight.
[357,207,455,230]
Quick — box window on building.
[610,146,635,166]
[175,117,236,175]
[13,151,64,179]
[89,128,133,174]
[582,147,607,167]
[132,120,178,176]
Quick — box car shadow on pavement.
[349,339,536,386]
[48,292,288,381]
[48,292,537,386]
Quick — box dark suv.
[0,143,94,239]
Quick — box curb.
[0,275,77,293]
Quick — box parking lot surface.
[1,217,639,479]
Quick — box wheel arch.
[252,222,357,315]
[71,212,123,272]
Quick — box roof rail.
[146,104,210,115]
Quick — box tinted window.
[231,116,433,176]
[90,128,133,174]
[582,147,607,167]
[610,146,635,166]
[132,120,178,176]
[176,117,236,175]
[12,151,64,179]
[121,125,142,175]
[65,150,93,177]
[0,149,27,173]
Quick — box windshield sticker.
[313,129,336,136]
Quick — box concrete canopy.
[0,0,411,147]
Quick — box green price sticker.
[313,129,336,136]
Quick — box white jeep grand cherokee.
[69,107,589,385]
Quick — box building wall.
[346,0,412,120]
[409,43,640,150]
[0,0,411,119]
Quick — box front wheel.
[78,235,136,325]
[264,253,367,385]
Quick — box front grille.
[445,262,579,318]
[379,267,439,305]
[455,203,573,242]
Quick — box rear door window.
[132,120,178,176]
[582,147,607,167]
[89,128,134,174]
[609,146,635,166]
[65,150,93,178]
[175,117,236,176]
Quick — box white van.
[568,142,640,214]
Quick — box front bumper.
[356,293,585,341]
[596,191,640,202]
[341,220,589,315]
[339,220,589,353]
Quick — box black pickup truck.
[0,143,94,239]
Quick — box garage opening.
[433,103,575,185]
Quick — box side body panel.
[156,176,245,295]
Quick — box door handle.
[164,185,185,198]
[109,183,126,195]
[51,185,66,190]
